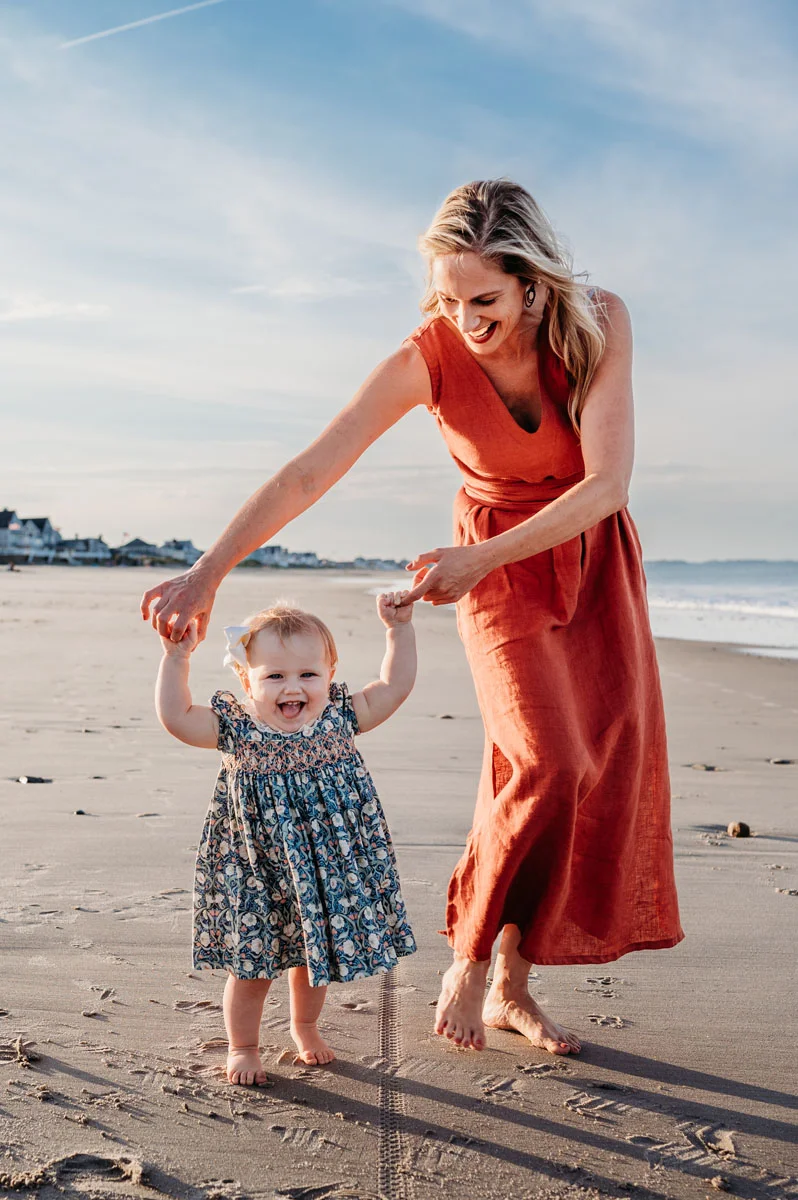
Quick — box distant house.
[29,518,62,555]
[243,544,291,568]
[0,510,22,554]
[0,509,62,561]
[289,551,321,568]
[113,537,160,564]
[57,537,112,565]
[354,556,407,571]
[159,539,202,565]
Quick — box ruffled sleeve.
[210,689,242,753]
[329,681,360,736]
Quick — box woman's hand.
[141,566,217,643]
[158,618,200,658]
[401,544,493,606]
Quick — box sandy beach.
[1,565,796,1200]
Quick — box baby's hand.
[159,618,199,658]
[378,591,414,627]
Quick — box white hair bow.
[223,625,251,672]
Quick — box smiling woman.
[142,178,684,1056]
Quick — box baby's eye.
[267,673,283,680]
[301,671,319,678]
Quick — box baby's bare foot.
[290,1021,335,1065]
[226,1045,267,1085]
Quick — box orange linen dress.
[407,316,684,966]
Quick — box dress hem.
[192,943,416,986]
[445,930,685,965]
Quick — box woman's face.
[432,251,539,355]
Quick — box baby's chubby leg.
[223,974,271,1085]
[288,966,335,1065]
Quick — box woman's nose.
[456,306,478,333]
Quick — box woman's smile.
[467,321,498,344]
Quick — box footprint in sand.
[587,1014,627,1028]
[173,1000,223,1013]
[516,1061,570,1076]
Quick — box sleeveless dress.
[192,682,416,985]
[407,315,684,965]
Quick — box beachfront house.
[0,509,63,562]
[113,537,160,564]
[0,510,22,555]
[159,539,202,565]
[56,537,113,565]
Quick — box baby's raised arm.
[155,620,219,749]
[351,592,417,734]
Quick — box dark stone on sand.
[769,757,794,765]
[16,775,51,784]
[439,713,454,719]
[689,763,719,771]
[74,809,87,816]
[727,821,750,838]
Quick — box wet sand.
[1,566,797,1200]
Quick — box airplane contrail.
[60,0,232,49]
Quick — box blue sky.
[2,0,796,559]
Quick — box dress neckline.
[239,696,334,739]
[435,316,549,442]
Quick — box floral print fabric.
[193,683,416,985]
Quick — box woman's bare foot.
[482,988,581,1054]
[226,1045,268,1085]
[434,956,490,1049]
[290,1021,336,1065]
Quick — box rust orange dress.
[407,316,684,966]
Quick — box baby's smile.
[244,628,333,732]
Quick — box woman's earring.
[524,283,537,308]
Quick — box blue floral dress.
[193,682,416,986]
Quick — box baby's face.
[243,628,333,732]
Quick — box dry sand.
[1,565,796,1200]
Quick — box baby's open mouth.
[278,700,306,718]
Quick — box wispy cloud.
[0,296,109,322]
[389,0,798,164]
[60,0,231,50]
[231,274,395,301]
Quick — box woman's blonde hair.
[419,179,606,432]
[232,603,338,684]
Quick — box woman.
[142,180,684,1056]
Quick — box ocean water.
[644,560,798,659]
[342,560,798,661]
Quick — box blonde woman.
[142,180,684,1055]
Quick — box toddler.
[155,594,417,1085]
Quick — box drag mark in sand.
[377,967,414,1200]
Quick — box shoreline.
[6,561,797,662]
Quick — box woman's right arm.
[141,343,431,640]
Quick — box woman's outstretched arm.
[141,344,430,640]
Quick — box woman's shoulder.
[403,316,458,410]
[588,288,631,333]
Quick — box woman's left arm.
[403,292,634,605]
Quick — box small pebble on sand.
[727,821,750,837]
